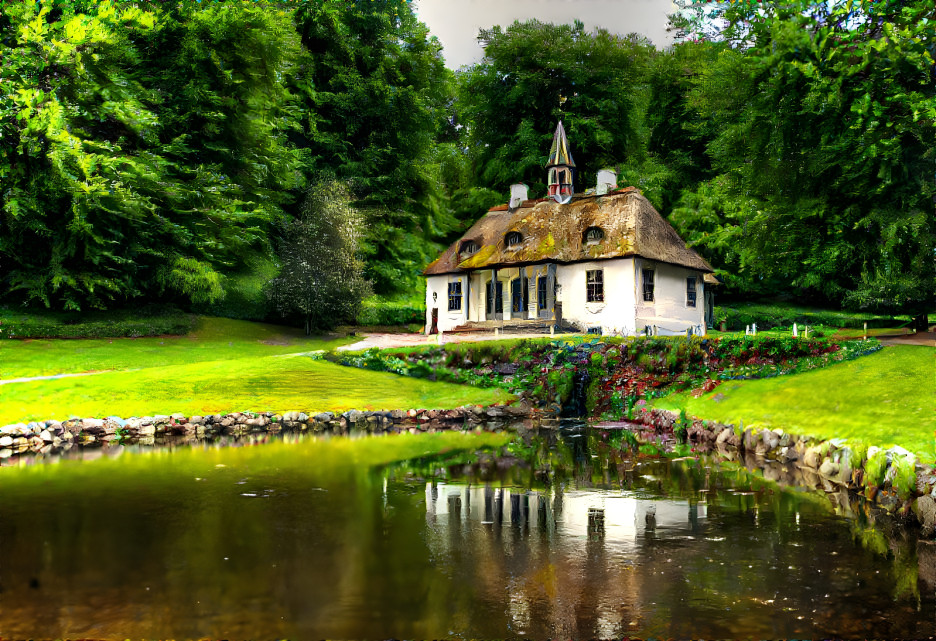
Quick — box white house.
[424,122,714,337]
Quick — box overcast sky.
[413,0,678,69]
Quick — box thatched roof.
[424,187,714,276]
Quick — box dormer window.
[460,240,479,256]
[505,231,522,247]
[584,227,604,244]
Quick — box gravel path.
[339,329,936,351]
[337,331,564,351]
[877,331,936,347]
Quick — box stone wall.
[622,407,936,536]
[0,403,535,462]
[5,403,933,539]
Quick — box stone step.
[453,319,578,335]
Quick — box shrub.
[0,305,196,339]
[892,455,917,501]
[715,302,909,331]
[865,449,889,488]
[612,428,640,453]
[190,256,279,322]
[674,409,690,444]
[848,442,869,469]
[357,298,425,326]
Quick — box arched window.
[460,240,479,256]
[505,231,522,247]
[584,226,604,244]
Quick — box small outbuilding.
[424,122,714,336]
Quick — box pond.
[1,426,933,639]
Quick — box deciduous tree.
[670,0,935,317]
[267,180,371,333]
[288,0,456,295]
[0,2,301,310]
[457,20,655,197]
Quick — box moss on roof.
[424,188,713,276]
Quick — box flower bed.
[336,336,883,418]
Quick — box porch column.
[464,272,470,321]
[547,263,557,314]
[488,268,495,321]
[493,268,500,321]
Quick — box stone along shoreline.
[3,403,935,539]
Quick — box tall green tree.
[670,0,935,317]
[0,2,302,310]
[457,20,655,197]
[288,0,456,295]
[633,41,721,214]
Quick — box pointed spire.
[546,121,574,203]
[546,120,575,168]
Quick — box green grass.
[0,316,511,423]
[0,354,510,423]
[1,316,344,380]
[653,345,936,461]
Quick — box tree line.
[1,0,932,328]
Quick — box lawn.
[0,316,348,380]
[0,317,512,423]
[653,345,936,461]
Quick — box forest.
[0,0,933,328]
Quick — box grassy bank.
[0,317,510,424]
[1,317,341,380]
[653,345,936,461]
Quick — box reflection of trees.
[414,428,932,638]
[0,430,930,638]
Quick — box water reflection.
[0,427,932,639]
[425,483,705,550]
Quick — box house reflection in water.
[422,482,707,638]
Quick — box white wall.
[634,259,706,335]
[425,274,467,333]
[468,272,485,322]
[426,259,706,335]
[556,258,637,335]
